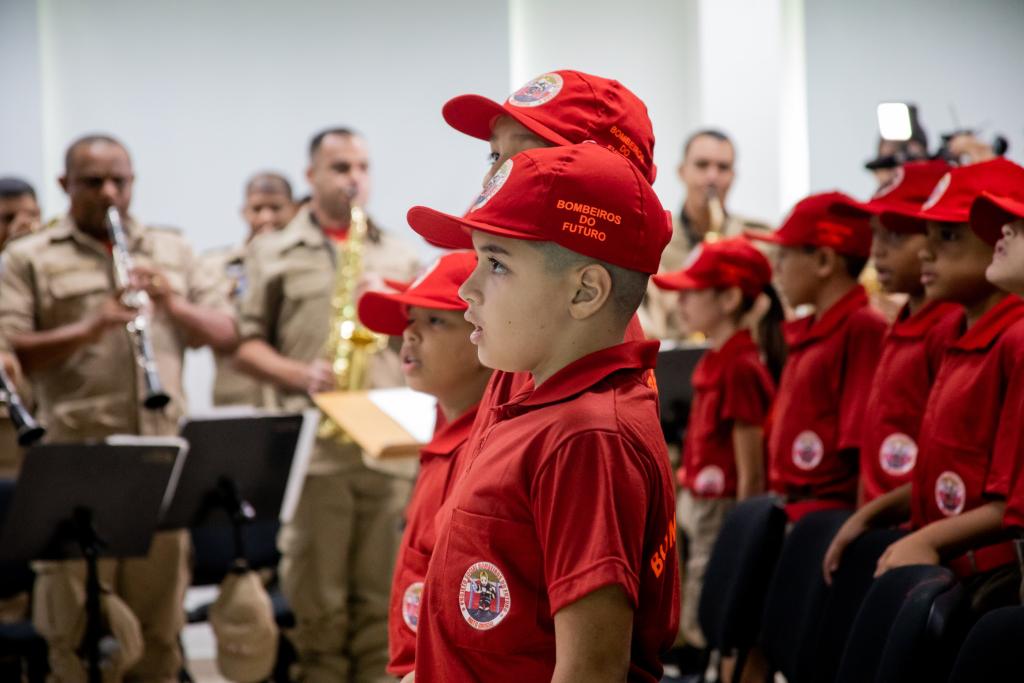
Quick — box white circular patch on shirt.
[693,465,726,496]
[470,159,513,212]
[401,581,424,632]
[879,432,918,476]
[792,430,824,471]
[935,470,966,517]
[507,72,564,108]
[921,172,951,211]
[459,562,511,630]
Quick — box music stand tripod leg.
[71,506,105,683]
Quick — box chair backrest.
[0,479,35,599]
[190,518,281,587]
[758,508,852,683]
[698,494,787,653]
[874,577,965,683]
[835,565,958,683]
[947,605,1024,683]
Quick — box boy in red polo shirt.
[747,193,887,520]
[816,159,1024,612]
[401,143,677,683]
[356,251,493,677]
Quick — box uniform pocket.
[47,270,110,328]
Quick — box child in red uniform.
[402,143,677,683]
[747,193,887,520]
[651,237,781,649]
[356,251,492,677]
[817,159,1024,617]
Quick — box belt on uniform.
[947,540,1019,579]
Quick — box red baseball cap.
[880,157,1024,235]
[357,251,476,336]
[971,189,1024,245]
[856,160,952,217]
[443,70,657,183]
[746,192,873,258]
[652,237,771,298]
[406,143,671,274]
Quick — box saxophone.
[317,202,388,441]
[705,186,725,243]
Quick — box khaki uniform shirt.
[0,334,20,475]
[238,206,420,474]
[0,215,234,442]
[639,210,769,341]
[197,244,275,408]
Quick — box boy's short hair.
[0,177,36,200]
[842,254,869,280]
[531,241,649,324]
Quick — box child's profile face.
[460,232,570,374]
[986,219,1024,295]
[401,306,486,403]
[485,116,551,187]
[920,221,996,304]
[870,217,927,296]
[774,245,819,308]
[677,288,728,336]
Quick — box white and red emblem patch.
[693,465,726,496]
[401,581,423,632]
[879,432,918,476]
[470,159,512,212]
[921,172,951,211]
[507,72,563,108]
[792,430,824,471]
[459,562,511,630]
[935,470,966,517]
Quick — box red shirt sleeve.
[530,431,649,615]
[838,312,886,451]
[985,351,1024,498]
[720,358,774,427]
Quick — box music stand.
[0,438,188,683]
[654,344,708,447]
[160,410,316,563]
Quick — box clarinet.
[106,207,171,410]
[0,363,44,446]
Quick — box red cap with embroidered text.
[443,70,657,183]
[653,237,771,298]
[406,143,671,274]
[358,251,476,336]
[745,192,873,258]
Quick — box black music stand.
[0,439,187,683]
[654,344,708,447]
[160,411,315,564]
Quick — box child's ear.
[814,247,839,279]
[719,286,744,315]
[569,264,614,320]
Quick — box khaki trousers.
[32,530,190,683]
[677,489,735,649]
[279,457,411,683]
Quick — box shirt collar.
[495,341,659,417]
[420,402,479,460]
[890,300,963,340]
[951,294,1024,352]
[57,214,143,255]
[693,330,757,383]
[784,285,869,348]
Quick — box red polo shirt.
[859,301,963,504]
[997,360,1024,531]
[910,295,1024,528]
[414,341,679,683]
[387,404,479,676]
[680,330,775,498]
[768,286,886,504]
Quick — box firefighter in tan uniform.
[0,135,238,682]
[200,172,295,407]
[640,129,768,340]
[236,128,419,683]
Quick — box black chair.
[947,605,1024,682]
[697,494,787,681]
[758,507,852,683]
[0,478,48,682]
[804,526,905,683]
[836,565,962,683]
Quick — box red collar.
[784,285,869,349]
[420,402,479,460]
[322,226,350,242]
[890,300,963,340]
[951,294,1024,351]
[494,341,659,417]
[694,330,757,381]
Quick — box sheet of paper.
[279,409,320,524]
[367,387,437,444]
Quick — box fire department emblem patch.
[935,470,966,517]
[694,465,726,496]
[879,432,918,476]
[792,430,824,471]
[470,159,512,212]
[508,73,564,107]
[402,581,423,632]
[459,561,511,630]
